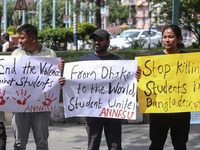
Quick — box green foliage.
[192,40,199,48]
[69,22,97,50]
[153,39,163,48]
[151,0,200,47]
[7,31,14,35]
[7,26,16,34]
[108,1,136,25]
[56,49,145,63]
[69,22,97,41]
[28,0,66,29]
[38,27,73,51]
[125,37,147,49]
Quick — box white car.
[109,29,162,49]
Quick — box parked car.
[109,29,162,49]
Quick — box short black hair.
[3,33,9,41]
[17,24,38,39]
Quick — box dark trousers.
[149,113,190,150]
[0,122,6,150]
[85,117,122,150]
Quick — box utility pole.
[172,0,179,25]
[80,2,83,23]
[65,0,68,28]
[69,1,71,27]
[22,10,25,25]
[73,0,78,51]
[89,3,92,23]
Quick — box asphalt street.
[5,123,200,150]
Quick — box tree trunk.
[96,0,101,29]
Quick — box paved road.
[5,123,200,150]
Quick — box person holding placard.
[148,25,190,150]
[2,33,15,52]
[0,112,6,150]
[11,24,62,150]
[59,29,141,150]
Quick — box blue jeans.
[12,112,50,150]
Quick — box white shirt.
[2,41,9,52]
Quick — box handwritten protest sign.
[63,60,138,120]
[0,56,61,112]
[136,52,200,113]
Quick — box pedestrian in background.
[2,33,14,52]
[148,24,190,150]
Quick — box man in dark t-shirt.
[58,29,141,150]
[81,29,122,150]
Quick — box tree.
[69,22,97,50]
[0,0,15,28]
[108,1,136,26]
[28,0,66,29]
[151,0,200,46]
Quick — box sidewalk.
[5,123,200,150]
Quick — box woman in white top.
[2,33,14,52]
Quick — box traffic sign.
[128,18,133,25]
[14,0,27,10]
[63,15,69,23]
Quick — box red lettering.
[99,107,134,119]
[99,107,107,117]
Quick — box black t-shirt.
[79,52,121,61]
[151,50,186,55]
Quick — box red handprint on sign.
[0,89,9,105]
[12,89,31,105]
[41,92,57,107]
